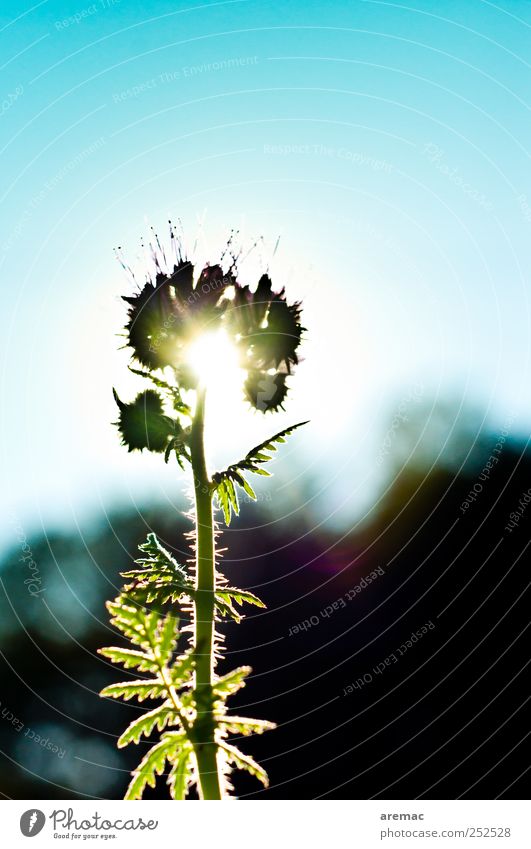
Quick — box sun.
[186,328,242,390]
[185,329,247,455]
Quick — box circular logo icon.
[20,810,46,837]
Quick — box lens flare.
[186,329,242,390]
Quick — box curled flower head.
[117,227,304,421]
[227,273,303,411]
[243,369,288,412]
[113,389,178,453]
[230,275,302,371]
[123,260,235,375]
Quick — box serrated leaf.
[128,367,191,417]
[97,646,158,673]
[217,481,231,525]
[214,595,241,621]
[100,679,167,702]
[215,587,265,621]
[217,587,265,608]
[220,716,276,736]
[118,703,175,747]
[240,476,256,500]
[106,598,147,645]
[243,421,308,467]
[213,666,251,698]
[136,534,191,579]
[121,533,195,607]
[220,742,269,787]
[125,733,185,800]
[225,478,239,515]
[167,742,194,800]
[156,612,179,667]
[106,596,164,655]
[163,435,191,468]
[100,528,277,800]
[212,421,308,524]
[171,652,195,686]
[127,367,175,394]
[123,581,194,608]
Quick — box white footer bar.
[3,799,529,848]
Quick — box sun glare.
[187,329,243,392]
[185,329,248,455]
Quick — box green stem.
[190,385,222,800]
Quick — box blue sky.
[1,0,531,543]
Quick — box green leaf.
[156,612,180,667]
[100,679,167,702]
[170,652,195,686]
[225,478,239,516]
[136,533,191,578]
[240,476,256,500]
[215,587,265,621]
[128,367,191,416]
[100,532,276,801]
[121,533,195,606]
[213,666,252,698]
[242,421,308,468]
[167,742,194,800]
[217,481,231,525]
[97,646,158,673]
[214,595,241,621]
[212,421,308,524]
[125,733,185,800]
[106,598,160,652]
[164,435,191,468]
[124,581,194,608]
[220,716,276,736]
[220,742,269,788]
[118,703,175,748]
[217,587,265,609]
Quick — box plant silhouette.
[100,226,306,799]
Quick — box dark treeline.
[1,410,529,799]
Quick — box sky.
[1,0,531,545]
